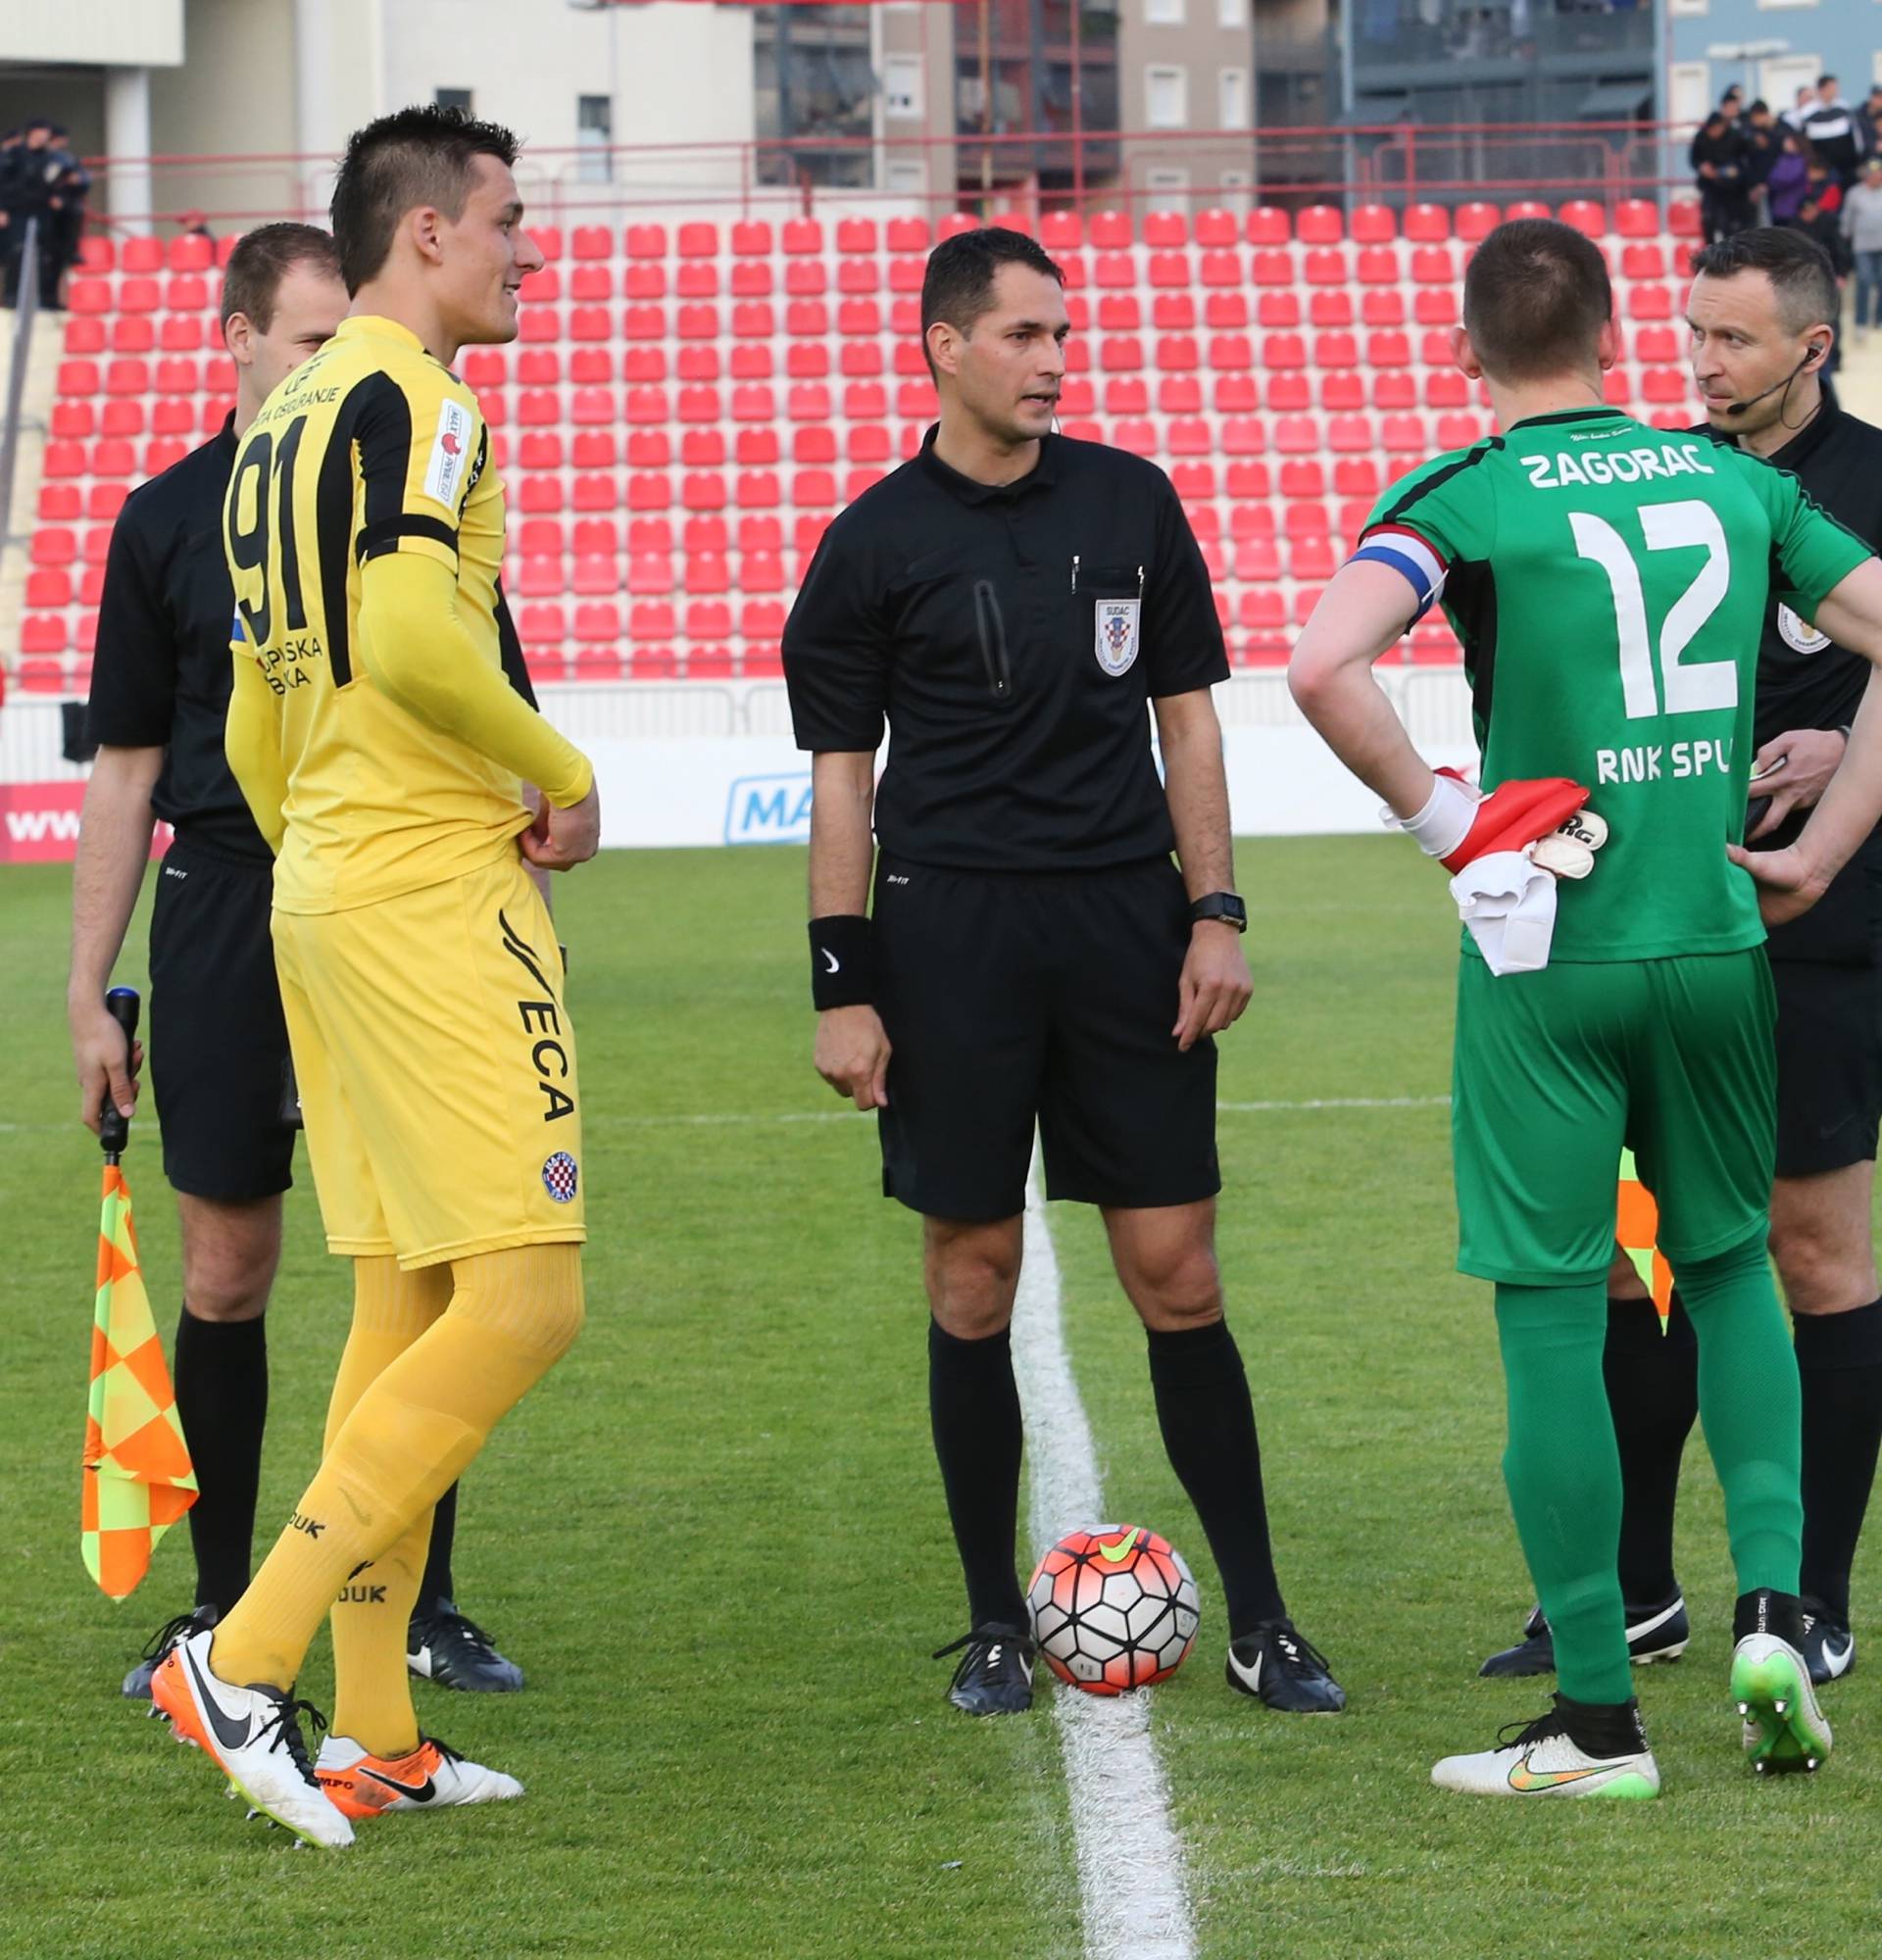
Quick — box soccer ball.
[1026,1524,1200,1694]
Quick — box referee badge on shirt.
[1094,598,1140,677]
[1776,604,1832,656]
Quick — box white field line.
[1009,1167,1197,1960]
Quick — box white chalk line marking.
[1009,1163,1197,1960]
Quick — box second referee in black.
[783,228,1343,1717]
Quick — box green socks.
[1494,1229,1803,1706]
[1495,1277,1632,1704]
[1681,1233,1803,1598]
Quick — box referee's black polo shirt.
[86,412,542,859]
[782,427,1228,871]
[1699,384,1882,958]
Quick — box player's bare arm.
[1288,560,1435,817]
[1154,685,1252,1051]
[808,749,889,1111]
[1733,559,1882,918]
[67,743,160,1131]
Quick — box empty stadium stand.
[14,199,1705,695]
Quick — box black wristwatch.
[1189,892,1248,933]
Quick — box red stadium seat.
[1615,198,1659,239]
[730,220,772,258]
[1411,247,1457,285]
[1620,243,1667,279]
[1351,205,1397,245]
[1559,200,1607,240]
[1456,202,1502,242]
[1297,206,1343,245]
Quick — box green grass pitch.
[4,838,1877,1958]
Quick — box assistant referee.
[69,222,525,1700]
[1481,225,1882,1687]
[783,227,1343,1718]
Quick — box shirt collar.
[1507,407,1630,432]
[1769,377,1843,471]
[916,423,1060,505]
[337,315,431,359]
[212,407,238,461]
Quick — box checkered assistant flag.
[80,990,196,1598]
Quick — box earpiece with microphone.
[1724,342,1826,416]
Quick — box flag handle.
[98,987,139,1165]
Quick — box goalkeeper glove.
[1397,768,1596,874]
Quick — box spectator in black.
[0,128,22,298]
[40,123,90,309]
[1720,85,1746,130]
[1802,75,1861,189]
[3,118,60,306]
[1743,100,1781,211]
[1767,132,1812,226]
[1692,109,1753,244]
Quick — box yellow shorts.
[272,852,585,1269]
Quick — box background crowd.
[1691,75,1882,357]
[1,117,91,309]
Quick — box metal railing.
[65,120,1701,242]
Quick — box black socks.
[1796,1298,1882,1623]
[173,1306,268,1620]
[1604,1292,1698,1604]
[928,1320,1027,1630]
[418,1481,460,1618]
[1147,1318,1285,1639]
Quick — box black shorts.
[1772,957,1882,1178]
[871,853,1220,1221]
[148,833,296,1202]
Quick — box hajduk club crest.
[1094,598,1140,676]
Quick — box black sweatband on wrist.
[811,914,874,1010]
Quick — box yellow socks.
[211,1245,584,1696]
[325,1258,449,1757]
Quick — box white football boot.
[151,1627,354,1847]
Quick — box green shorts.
[1452,949,1775,1286]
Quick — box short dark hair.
[1461,218,1612,384]
[329,103,520,295]
[1690,225,1840,334]
[919,227,1065,377]
[1818,74,1837,90]
[220,221,342,332]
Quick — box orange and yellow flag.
[81,1162,196,1598]
[1616,1148,1674,1324]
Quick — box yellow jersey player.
[150,105,598,1847]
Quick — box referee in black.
[782,228,1343,1717]
[1482,226,1882,1687]
[68,222,525,1699]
